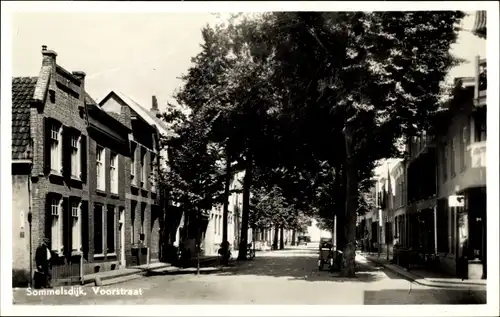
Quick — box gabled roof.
[100,91,172,137]
[85,92,97,106]
[12,77,37,160]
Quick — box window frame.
[70,133,81,179]
[50,123,63,174]
[71,200,82,252]
[130,142,137,185]
[96,146,105,191]
[141,149,147,188]
[107,206,116,255]
[110,152,119,194]
[94,204,104,256]
[50,197,63,253]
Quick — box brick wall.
[86,106,132,272]
[12,174,31,275]
[29,53,89,277]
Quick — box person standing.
[35,238,52,288]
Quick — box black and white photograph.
[1,1,498,316]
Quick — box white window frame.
[131,145,137,185]
[50,124,63,174]
[70,134,81,179]
[141,150,147,188]
[71,200,82,252]
[110,153,118,194]
[96,146,105,191]
[50,197,63,253]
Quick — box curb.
[82,264,172,286]
[365,256,485,290]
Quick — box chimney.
[151,95,159,117]
[41,45,57,67]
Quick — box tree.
[176,16,281,260]
[157,104,226,268]
[260,11,465,276]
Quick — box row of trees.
[158,11,465,276]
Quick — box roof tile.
[12,77,37,160]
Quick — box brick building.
[99,91,163,266]
[84,100,132,273]
[12,46,91,285]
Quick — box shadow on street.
[215,246,408,283]
[364,289,486,305]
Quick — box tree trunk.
[336,166,347,252]
[273,224,279,250]
[222,153,231,244]
[342,123,358,278]
[279,227,285,249]
[291,229,296,246]
[237,154,252,260]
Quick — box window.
[450,206,456,254]
[96,147,105,191]
[131,143,136,185]
[71,200,81,252]
[474,112,486,142]
[141,150,147,188]
[150,152,156,192]
[110,153,118,194]
[442,143,448,181]
[218,215,222,235]
[460,124,467,171]
[107,206,116,254]
[70,134,81,178]
[140,204,145,237]
[450,137,456,177]
[94,205,104,255]
[437,200,449,253]
[131,201,137,244]
[50,123,63,173]
[50,197,63,252]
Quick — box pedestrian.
[35,238,53,289]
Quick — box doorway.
[119,207,126,268]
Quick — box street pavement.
[13,244,486,305]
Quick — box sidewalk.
[82,255,223,286]
[359,252,487,290]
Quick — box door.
[119,208,126,267]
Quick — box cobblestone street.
[13,246,485,305]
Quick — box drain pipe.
[26,153,34,289]
[28,174,33,288]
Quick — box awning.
[472,11,487,39]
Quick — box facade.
[202,171,244,255]
[12,46,91,285]
[99,91,164,266]
[434,68,487,279]
[391,161,408,249]
[405,131,438,257]
[84,102,132,273]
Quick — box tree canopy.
[158,11,465,274]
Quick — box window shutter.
[81,200,89,260]
[80,135,87,183]
[63,197,71,257]
[44,118,51,174]
[62,127,72,178]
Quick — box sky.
[11,11,485,114]
[11,12,225,111]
